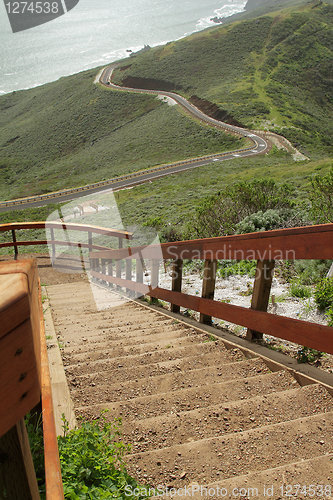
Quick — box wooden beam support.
[116,239,123,291]
[88,233,93,272]
[200,259,217,325]
[50,228,55,265]
[91,268,333,355]
[246,260,275,341]
[108,260,113,289]
[126,259,132,295]
[136,258,144,298]
[0,419,41,500]
[151,260,160,289]
[12,230,18,260]
[101,259,107,285]
[171,259,183,314]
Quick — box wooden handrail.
[38,279,64,500]
[0,221,133,260]
[90,223,333,261]
[0,260,64,499]
[0,222,133,239]
[0,240,116,252]
[89,223,333,356]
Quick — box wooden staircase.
[47,281,333,500]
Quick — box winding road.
[0,65,268,213]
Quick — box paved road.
[0,65,268,213]
[101,64,268,151]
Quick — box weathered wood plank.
[0,240,112,252]
[0,221,133,239]
[0,419,40,500]
[91,223,333,261]
[0,274,30,339]
[247,260,275,340]
[90,270,333,355]
[151,260,160,289]
[171,259,183,314]
[200,259,217,324]
[0,320,40,438]
[39,282,65,500]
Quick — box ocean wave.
[196,1,247,30]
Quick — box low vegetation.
[27,411,149,500]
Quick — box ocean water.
[0,0,247,95]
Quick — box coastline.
[0,1,247,96]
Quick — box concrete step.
[66,350,247,386]
[55,321,182,344]
[75,371,297,420]
[152,454,333,499]
[62,328,198,353]
[124,412,333,487]
[69,358,269,405]
[121,384,333,453]
[64,341,245,375]
[63,334,210,365]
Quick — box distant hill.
[0,0,332,204]
[113,0,333,155]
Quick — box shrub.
[235,209,282,234]
[309,165,333,223]
[289,280,312,299]
[314,277,333,311]
[296,346,323,364]
[56,412,149,500]
[187,178,298,239]
[326,306,333,328]
[294,260,331,285]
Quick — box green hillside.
[113,0,333,156]
[0,71,242,201]
[0,0,333,239]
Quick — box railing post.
[91,257,100,282]
[0,419,41,500]
[88,233,93,271]
[108,259,113,288]
[136,258,143,298]
[171,259,183,313]
[200,259,217,324]
[11,229,18,260]
[126,259,132,295]
[50,228,56,265]
[116,239,123,291]
[101,259,106,285]
[246,260,275,341]
[151,259,159,289]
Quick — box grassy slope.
[1,0,333,245]
[113,1,333,157]
[0,70,242,201]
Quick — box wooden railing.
[89,223,333,356]
[0,259,64,500]
[0,221,133,261]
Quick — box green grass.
[0,154,332,255]
[0,1,333,253]
[0,69,243,201]
[113,1,333,156]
